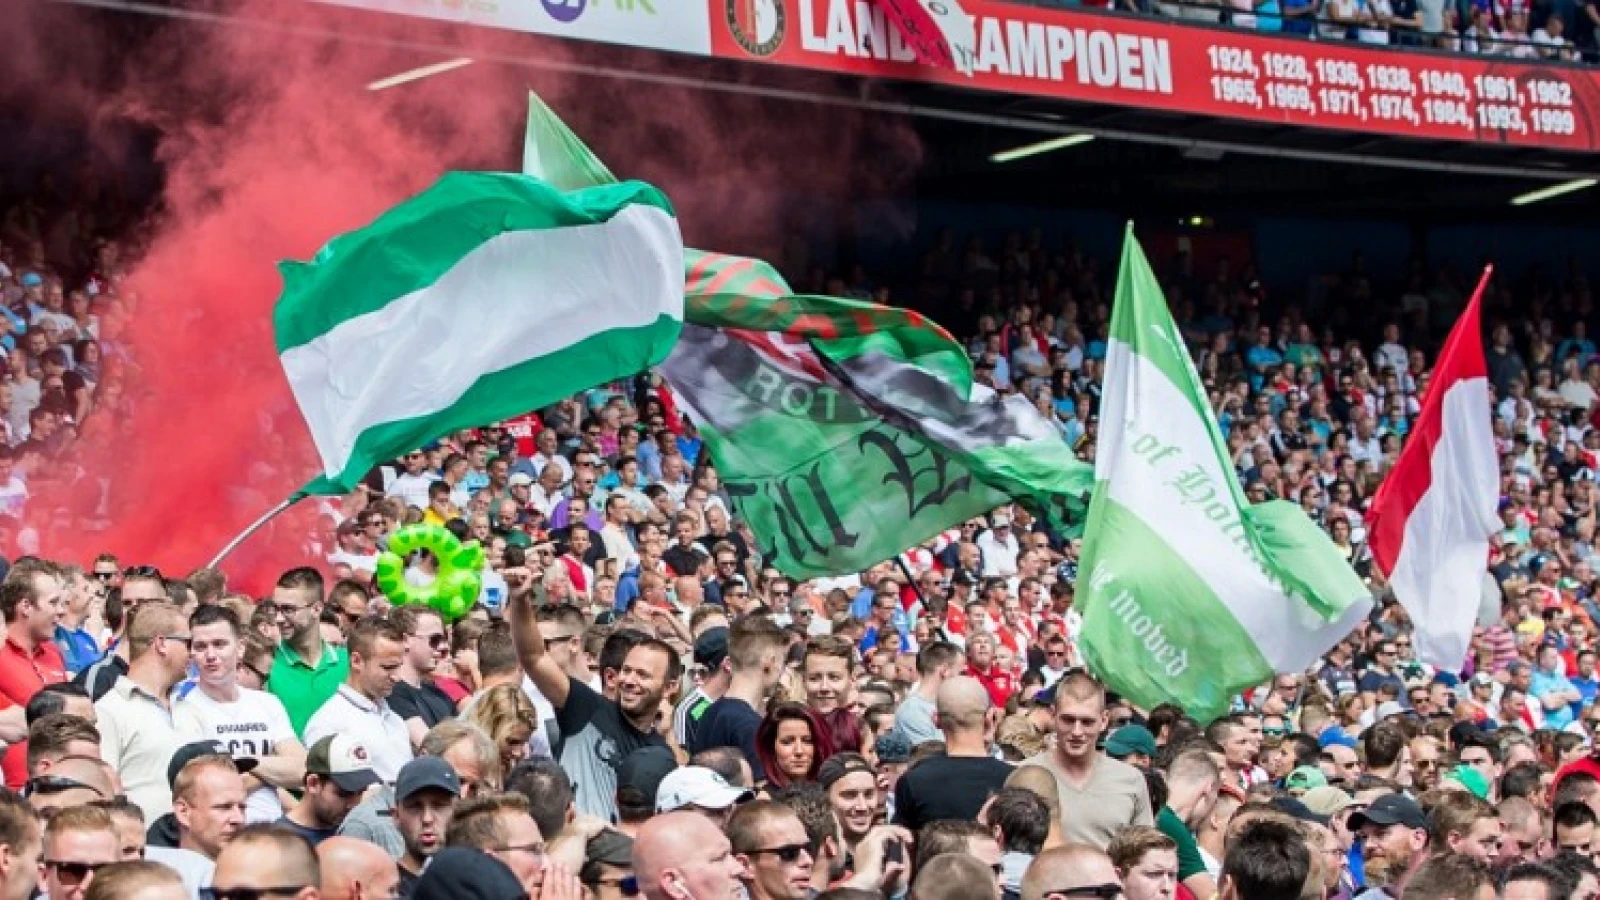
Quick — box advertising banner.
[710,0,1600,150]
[313,0,712,55]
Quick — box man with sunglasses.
[727,800,813,900]
[208,823,321,900]
[387,450,441,514]
[95,601,190,825]
[41,804,118,900]
[177,606,306,825]
[387,607,454,750]
[1020,843,1124,900]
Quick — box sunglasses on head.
[25,776,104,799]
[122,565,162,579]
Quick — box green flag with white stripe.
[1077,228,1372,722]
[275,171,684,492]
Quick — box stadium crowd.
[1105,0,1590,62]
[3,192,1600,900]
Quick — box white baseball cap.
[655,766,754,814]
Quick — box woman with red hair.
[755,702,832,789]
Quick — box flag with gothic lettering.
[1076,227,1372,722]
[659,252,1094,578]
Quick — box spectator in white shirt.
[304,619,413,782]
[386,451,439,513]
[176,606,307,824]
[976,512,1021,578]
[528,429,574,485]
[96,601,192,825]
[1375,323,1408,376]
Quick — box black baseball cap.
[395,757,460,802]
[167,741,257,789]
[1349,794,1426,831]
[694,627,729,669]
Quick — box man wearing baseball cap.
[278,735,380,847]
[672,626,729,750]
[656,766,754,822]
[1350,794,1428,899]
[394,756,461,899]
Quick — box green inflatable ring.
[373,524,485,622]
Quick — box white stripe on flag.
[1386,376,1498,668]
[1101,341,1372,669]
[281,204,682,477]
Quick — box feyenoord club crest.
[725,0,784,57]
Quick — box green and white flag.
[275,171,684,491]
[1077,229,1371,722]
[518,91,1093,577]
[660,252,1093,578]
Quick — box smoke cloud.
[1,0,920,592]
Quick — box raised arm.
[507,566,571,709]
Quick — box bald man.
[636,811,746,900]
[894,676,1012,830]
[1021,844,1121,900]
[318,837,398,900]
[1005,767,1065,850]
[913,854,1001,900]
[30,756,115,818]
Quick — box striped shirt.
[1483,624,1520,672]
[673,685,715,748]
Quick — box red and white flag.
[1367,267,1499,670]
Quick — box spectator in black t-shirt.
[690,617,790,780]
[893,676,1013,830]
[388,607,456,748]
[509,575,680,821]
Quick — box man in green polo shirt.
[268,567,349,737]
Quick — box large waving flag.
[661,253,1093,577]
[1078,229,1372,722]
[523,94,1093,576]
[276,172,684,491]
[1366,270,1498,669]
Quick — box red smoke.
[1,0,919,593]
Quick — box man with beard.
[394,757,461,900]
[510,573,678,821]
[278,736,380,846]
[1352,794,1429,898]
[728,801,816,900]
[690,617,787,779]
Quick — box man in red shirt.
[0,562,66,707]
[965,632,1014,709]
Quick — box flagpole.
[893,554,926,608]
[207,493,305,568]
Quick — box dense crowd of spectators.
[1078,0,1591,62]
[4,185,1600,900]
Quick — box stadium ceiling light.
[988,134,1095,164]
[367,58,475,91]
[1510,178,1597,206]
